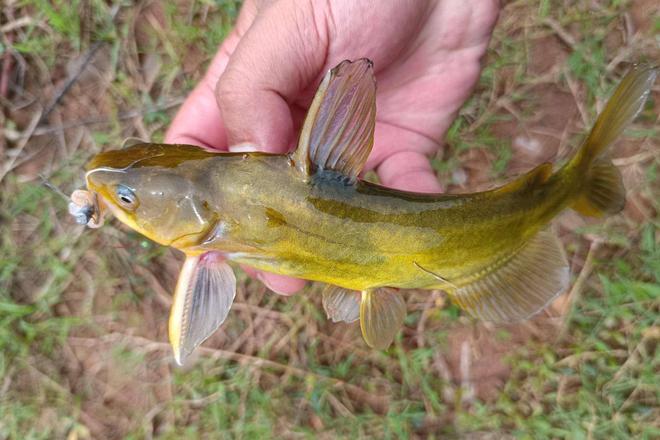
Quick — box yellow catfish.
[69,60,656,364]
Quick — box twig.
[469,68,560,133]
[69,333,391,414]
[0,15,34,33]
[0,33,13,99]
[0,108,41,183]
[39,174,70,200]
[613,151,658,167]
[4,98,185,139]
[605,326,659,389]
[459,341,475,404]
[38,41,104,125]
[564,68,590,128]
[0,366,14,397]
[542,17,578,49]
[433,352,456,404]
[555,349,628,369]
[557,240,600,340]
[37,3,121,125]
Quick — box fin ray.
[573,159,625,217]
[294,59,376,181]
[577,65,656,164]
[359,288,406,349]
[169,252,236,365]
[448,230,569,323]
[567,65,655,217]
[322,285,361,323]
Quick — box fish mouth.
[69,189,105,228]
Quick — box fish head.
[84,144,218,249]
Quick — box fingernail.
[228,143,258,153]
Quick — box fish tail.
[568,65,656,217]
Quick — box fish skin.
[83,63,655,293]
[84,148,558,290]
[76,60,656,355]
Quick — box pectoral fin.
[322,285,360,323]
[448,229,569,323]
[293,59,376,182]
[360,288,406,349]
[169,252,236,365]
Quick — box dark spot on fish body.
[265,207,287,228]
[307,196,379,224]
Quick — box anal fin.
[449,230,569,323]
[322,285,361,323]
[360,288,406,349]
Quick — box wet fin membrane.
[294,59,376,182]
[360,288,406,349]
[448,230,569,323]
[573,159,625,217]
[169,252,236,365]
[322,285,361,323]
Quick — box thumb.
[216,2,328,153]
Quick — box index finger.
[164,45,233,149]
[165,2,258,149]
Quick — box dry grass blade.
[0,109,41,182]
[70,333,390,415]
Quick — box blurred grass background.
[1,0,659,438]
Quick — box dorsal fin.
[293,59,377,182]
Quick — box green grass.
[1,0,658,438]
[460,223,660,438]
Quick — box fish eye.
[115,184,138,210]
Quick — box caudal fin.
[572,158,626,217]
[570,65,656,217]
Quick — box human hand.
[166,0,500,295]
